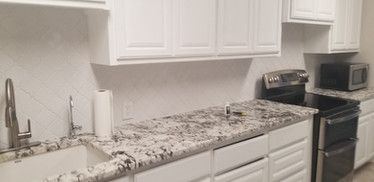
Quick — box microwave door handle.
[326,110,361,125]
[323,139,358,158]
[363,68,368,83]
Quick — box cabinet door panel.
[215,158,268,182]
[279,169,307,182]
[253,0,281,54]
[217,0,252,55]
[366,114,374,160]
[331,0,348,50]
[269,139,308,182]
[290,0,315,20]
[346,0,363,50]
[134,152,210,182]
[316,0,336,21]
[174,0,216,56]
[116,0,172,58]
[355,121,368,169]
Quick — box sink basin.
[0,145,111,182]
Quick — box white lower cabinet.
[279,169,307,182]
[355,120,368,168]
[355,112,374,169]
[269,120,312,182]
[269,139,309,182]
[112,119,313,182]
[215,158,269,182]
[134,151,211,182]
[354,98,374,169]
[214,135,269,174]
[110,176,130,182]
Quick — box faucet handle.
[18,119,32,139]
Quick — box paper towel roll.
[93,89,113,139]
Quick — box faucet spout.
[4,78,38,149]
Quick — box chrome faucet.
[1,78,40,153]
[69,96,82,138]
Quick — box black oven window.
[352,69,364,85]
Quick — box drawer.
[360,99,374,116]
[215,158,268,182]
[280,169,308,182]
[110,176,130,182]
[214,135,268,174]
[269,120,309,151]
[269,139,309,182]
[134,152,211,182]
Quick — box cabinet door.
[290,0,315,20]
[355,120,368,169]
[331,0,348,51]
[279,169,307,182]
[110,176,130,182]
[116,0,173,58]
[316,0,336,21]
[269,139,309,182]
[134,152,211,182]
[252,0,281,54]
[346,0,363,50]
[173,0,216,56]
[366,114,374,159]
[215,158,268,182]
[217,0,252,55]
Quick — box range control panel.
[263,70,309,89]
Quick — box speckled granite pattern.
[0,99,318,182]
[309,88,374,102]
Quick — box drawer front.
[214,135,269,174]
[134,152,211,182]
[269,120,309,151]
[360,99,374,117]
[215,158,268,182]
[110,176,130,182]
[269,139,309,182]
[280,169,308,182]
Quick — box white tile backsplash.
[0,5,336,148]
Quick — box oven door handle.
[326,110,361,125]
[322,139,358,158]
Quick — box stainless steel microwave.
[320,63,369,91]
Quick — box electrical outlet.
[122,101,134,121]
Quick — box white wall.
[0,5,335,148]
[345,0,374,87]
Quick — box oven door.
[349,64,369,91]
[319,109,360,149]
[316,139,358,182]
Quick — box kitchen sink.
[0,145,111,182]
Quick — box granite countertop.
[309,88,374,102]
[0,99,318,182]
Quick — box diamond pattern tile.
[0,5,338,147]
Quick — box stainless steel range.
[262,69,360,182]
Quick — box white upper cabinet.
[115,0,172,59]
[88,0,282,65]
[217,0,281,56]
[0,0,107,10]
[283,0,336,25]
[290,0,315,20]
[303,0,363,54]
[173,0,216,56]
[330,0,349,51]
[346,0,363,50]
[316,0,336,21]
[217,0,253,55]
[252,0,281,54]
